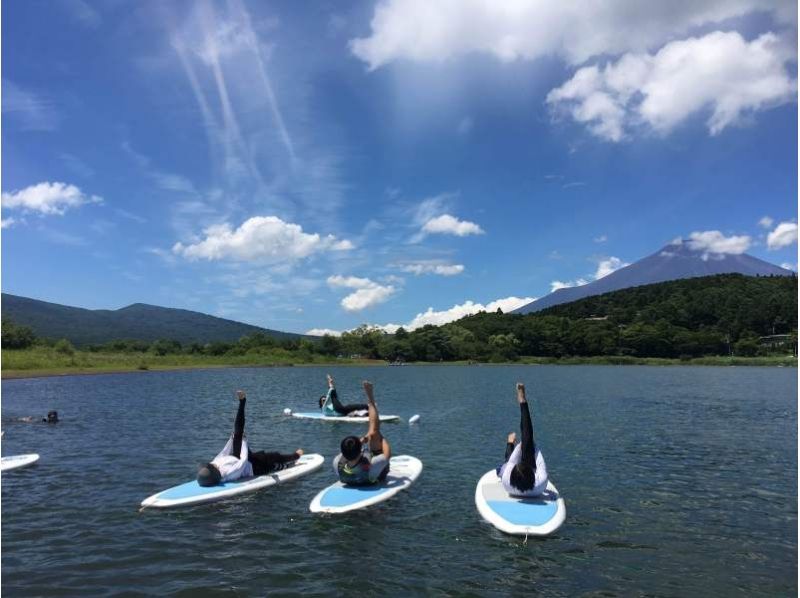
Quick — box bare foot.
[507,432,516,444]
[296,448,304,456]
[516,383,526,404]
[236,390,246,401]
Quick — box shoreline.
[3,356,796,380]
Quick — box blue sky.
[2,0,798,334]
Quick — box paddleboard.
[1,453,40,472]
[141,453,324,509]
[474,469,566,536]
[309,455,422,514]
[290,411,400,423]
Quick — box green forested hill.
[1,293,306,346]
[323,273,797,361]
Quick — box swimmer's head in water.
[46,411,59,423]
[197,463,222,487]
[510,463,535,492]
[341,435,362,460]
[319,395,326,409]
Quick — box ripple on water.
[1,365,797,596]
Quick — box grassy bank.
[2,347,796,379]
[0,347,383,379]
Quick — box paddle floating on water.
[409,414,420,424]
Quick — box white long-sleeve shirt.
[210,434,253,482]
[499,443,548,497]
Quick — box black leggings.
[504,402,536,474]
[330,388,368,415]
[233,398,299,476]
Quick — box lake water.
[2,365,796,596]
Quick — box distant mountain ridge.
[514,240,794,314]
[1,293,307,346]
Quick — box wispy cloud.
[3,80,58,131]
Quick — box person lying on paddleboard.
[318,374,369,416]
[197,391,304,487]
[15,410,59,424]
[497,383,548,497]
[333,381,392,486]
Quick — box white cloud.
[1,182,102,215]
[780,262,796,271]
[327,275,397,312]
[350,0,795,70]
[421,214,484,237]
[173,216,354,262]
[547,31,797,141]
[398,261,465,276]
[369,295,537,331]
[550,279,589,292]
[759,216,774,229]
[687,230,751,257]
[548,255,628,293]
[767,221,798,250]
[594,256,629,279]
[593,235,608,243]
[1,218,17,229]
[306,328,342,337]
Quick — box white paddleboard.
[309,455,422,514]
[290,411,400,423]
[141,453,324,509]
[1,453,40,472]
[475,469,566,536]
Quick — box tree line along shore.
[2,274,796,378]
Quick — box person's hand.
[516,383,526,403]
[327,374,334,387]
[296,448,304,456]
[236,390,246,401]
[507,432,516,444]
[363,380,374,401]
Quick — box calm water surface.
[2,365,796,596]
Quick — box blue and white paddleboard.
[289,410,400,423]
[309,455,422,514]
[1,453,40,472]
[141,453,324,509]
[474,469,566,536]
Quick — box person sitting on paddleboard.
[333,381,391,486]
[318,374,369,416]
[497,383,548,497]
[197,391,304,487]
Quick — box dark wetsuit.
[326,388,368,416]
[232,398,299,476]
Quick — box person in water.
[333,380,391,486]
[197,391,303,487]
[497,383,548,497]
[318,374,368,416]
[16,410,59,424]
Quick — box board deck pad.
[0,453,40,472]
[290,411,400,423]
[475,469,566,536]
[141,453,324,509]
[309,455,422,513]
